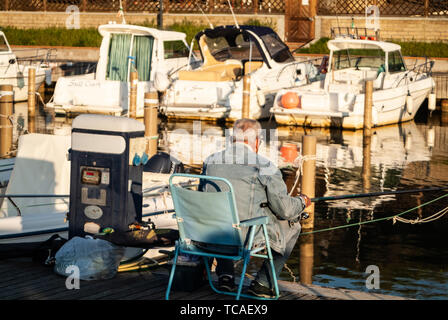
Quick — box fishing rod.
[310,186,448,203]
[2,186,446,201]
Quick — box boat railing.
[0,180,197,216]
[14,48,56,67]
[393,58,434,88]
[331,27,380,41]
[275,56,326,82]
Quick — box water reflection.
[5,102,448,299]
[159,117,448,299]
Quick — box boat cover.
[0,133,71,218]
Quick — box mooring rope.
[392,205,448,224]
[301,192,448,235]
[288,154,317,196]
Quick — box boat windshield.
[0,35,10,52]
[388,50,406,73]
[259,32,294,63]
[204,33,264,62]
[333,48,385,71]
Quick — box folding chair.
[165,173,280,300]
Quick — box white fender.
[405,134,413,151]
[427,127,435,148]
[428,92,436,111]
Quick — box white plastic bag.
[54,236,125,280]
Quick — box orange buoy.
[280,143,299,163]
[281,92,301,109]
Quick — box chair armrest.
[240,216,269,227]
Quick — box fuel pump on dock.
[68,114,146,239]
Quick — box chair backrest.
[169,173,243,247]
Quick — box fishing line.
[301,192,448,235]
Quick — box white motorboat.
[45,23,190,117]
[45,23,321,121]
[0,31,51,101]
[271,33,435,129]
[161,25,321,121]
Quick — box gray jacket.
[202,143,305,255]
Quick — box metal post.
[241,75,251,119]
[144,91,159,158]
[0,85,13,157]
[129,71,138,119]
[300,135,316,230]
[158,0,164,29]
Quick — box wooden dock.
[0,258,409,300]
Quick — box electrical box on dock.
[68,114,146,238]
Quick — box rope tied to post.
[145,135,159,141]
[0,91,13,99]
[288,154,317,196]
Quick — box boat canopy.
[328,39,401,53]
[194,25,294,65]
[98,24,186,41]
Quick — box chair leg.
[203,257,237,297]
[236,253,251,300]
[165,243,180,300]
[203,257,219,293]
[262,224,280,299]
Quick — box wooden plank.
[0,263,57,291]
[96,276,167,300]
[0,258,409,300]
[50,271,157,300]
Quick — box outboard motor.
[143,152,184,174]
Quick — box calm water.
[11,100,448,300]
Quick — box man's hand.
[299,194,312,208]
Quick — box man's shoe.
[247,280,276,298]
[217,275,236,292]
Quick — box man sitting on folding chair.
[200,118,311,298]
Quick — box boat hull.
[0,71,47,102]
[272,78,434,129]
